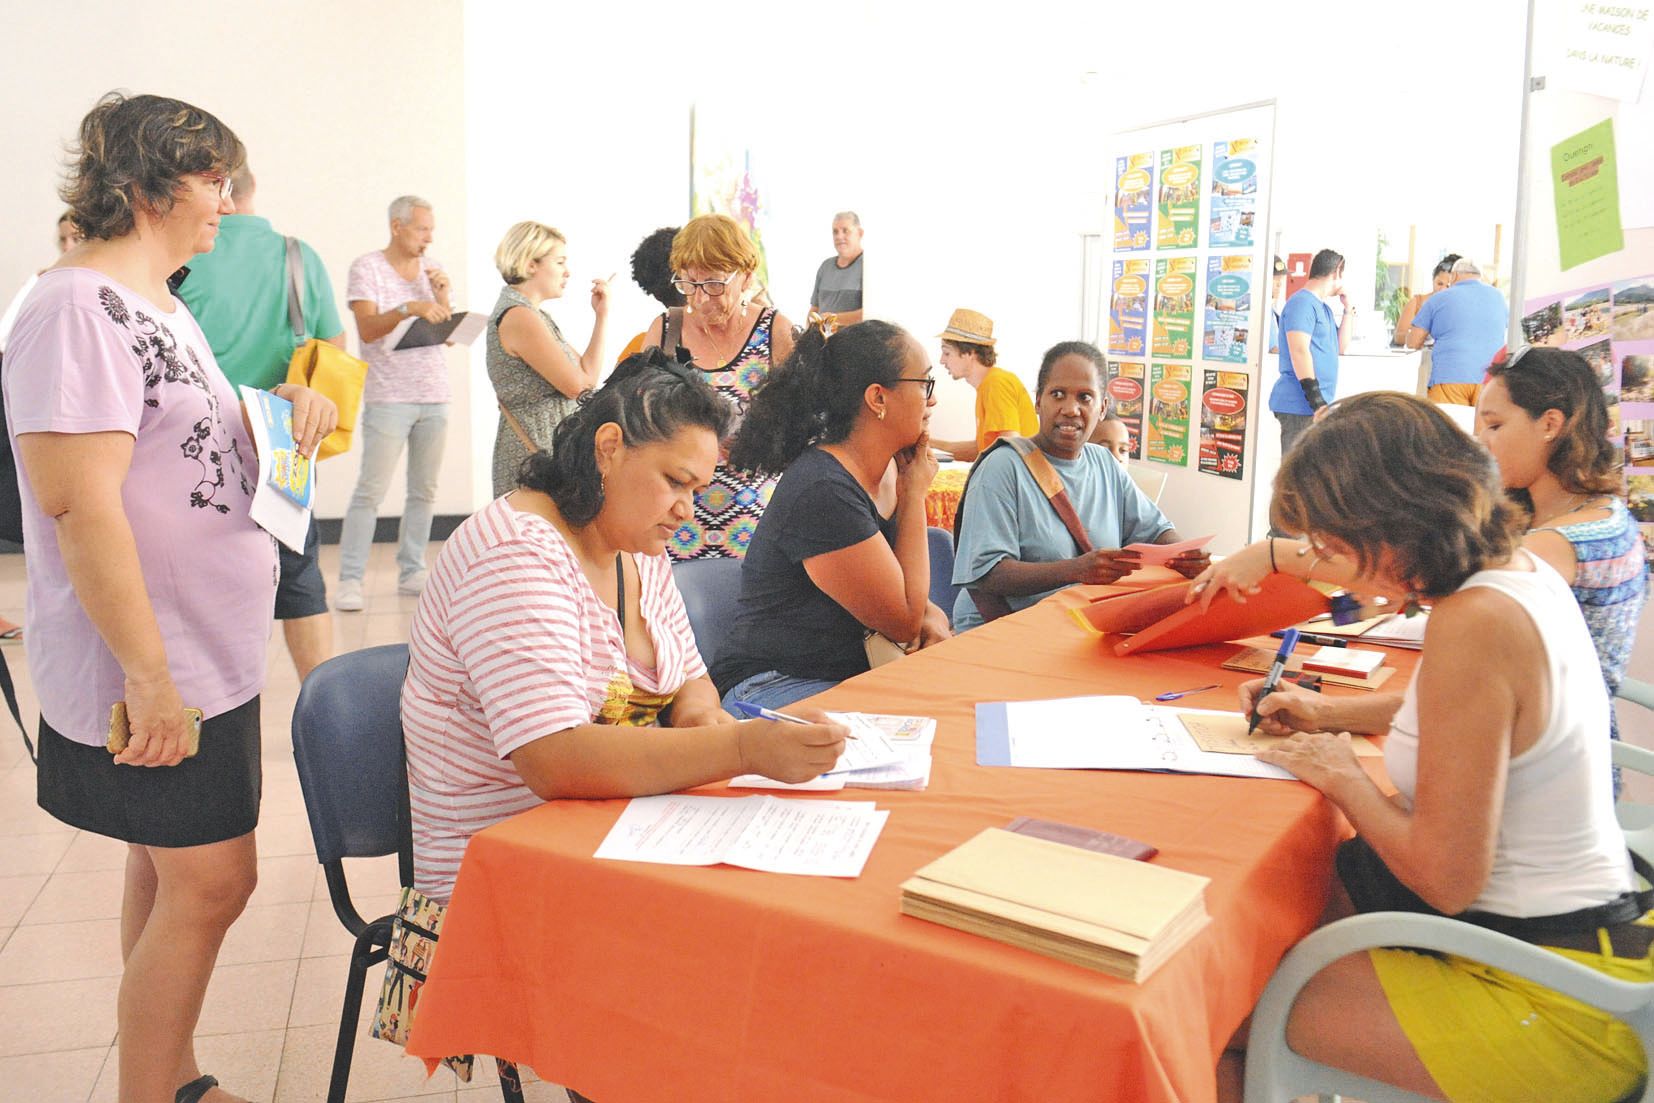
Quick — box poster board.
[1103,101,1277,553]
[1512,1,1654,560]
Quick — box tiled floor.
[0,542,570,1103]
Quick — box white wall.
[0,0,471,522]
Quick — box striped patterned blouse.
[1532,496,1647,755]
[401,496,708,901]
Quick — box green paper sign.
[1551,119,1624,271]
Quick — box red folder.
[1112,574,1331,656]
[1068,573,1331,654]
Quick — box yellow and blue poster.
[1209,138,1260,248]
[1108,259,1151,358]
[1155,145,1203,250]
[1104,360,1147,460]
[1202,255,1252,363]
[1152,256,1199,360]
[1113,152,1154,252]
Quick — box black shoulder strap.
[664,308,685,356]
[0,651,35,764]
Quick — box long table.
[406,581,1417,1103]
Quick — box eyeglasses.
[199,173,233,201]
[671,275,736,297]
[892,376,936,399]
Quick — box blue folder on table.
[975,702,1012,767]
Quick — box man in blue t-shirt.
[1269,248,1354,460]
[1406,256,1508,407]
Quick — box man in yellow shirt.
[932,307,1038,461]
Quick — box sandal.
[175,1074,218,1103]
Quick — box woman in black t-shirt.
[712,321,951,709]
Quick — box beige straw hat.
[937,307,996,346]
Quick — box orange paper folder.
[1068,583,1193,636]
[1108,575,1331,656]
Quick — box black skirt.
[36,695,261,848]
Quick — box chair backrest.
[927,526,961,622]
[1124,462,1167,504]
[291,643,411,865]
[671,558,744,672]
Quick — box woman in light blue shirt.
[950,341,1208,629]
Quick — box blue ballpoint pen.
[1247,627,1299,735]
[729,700,858,737]
[1153,684,1222,702]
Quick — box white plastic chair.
[1243,701,1654,1103]
[1124,462,1167,504]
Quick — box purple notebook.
[1004,817,1158,861]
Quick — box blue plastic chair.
[1243,730,1654,1103]
[671,557,744,671]
[291,644,524,1103]
[927,526,961,624]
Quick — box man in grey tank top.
[810,211,864,325]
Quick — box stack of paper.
[731,712,937,792]
[1359,614,1427,650]
[593,794,887,877]
[900,828,1211,982]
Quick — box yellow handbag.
[283,238,368,460]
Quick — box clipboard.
[393,311,483,349]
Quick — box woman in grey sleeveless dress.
[486,222,611,496]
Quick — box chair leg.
[495,1058,526,1103]
[330,923,390,1103]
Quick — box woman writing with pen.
[1193,393,1643,1103]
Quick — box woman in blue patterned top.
[1477,347,1646,783]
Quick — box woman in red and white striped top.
[401,351,847,901]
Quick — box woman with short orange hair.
[644,213,795,560]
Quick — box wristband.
[1298,377,1327,410]
[1268,538,1278,574]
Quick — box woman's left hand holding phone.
[115,670,192,767]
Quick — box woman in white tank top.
[1192,393,1644,1103]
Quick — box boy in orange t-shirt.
[932,307,1037,461]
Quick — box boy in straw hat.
[932,307,1038,462]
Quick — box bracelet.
[1268,538,1278,574]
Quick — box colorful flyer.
[1113,152,1154,252]
[1108,258,1151,357]
[1152,256,1199,359]
[1145,363,1192,466]
[1202,255,1252,363]
[1198,370,1249,480]
[1104,361,1147,460]
[1551,118,1623,272]
[1155,145,1203,250]
[1208,138,1260,248]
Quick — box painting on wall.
[689,105,771,293]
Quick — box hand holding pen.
[1246,627,1298,735]
[728,700,852,784]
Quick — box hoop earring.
[876,408,886,421]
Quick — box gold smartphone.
[106,702,204,758]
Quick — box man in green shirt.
[180,165,346,679]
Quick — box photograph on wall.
[1155,145,1203,250]
[1152,256,1198,359]
[1201,255,1252,363]
[1627,417,1654,469]
[1197,370,1248,480]
[1622,346,1654,407]
[689,105,771,292]
[1145,362,1192,466]
[1113,152,1155,252]
[1108,258,1151,357]
[1208,138,1260,248]
[1563,286,1614,344]
[1614,276,1654,342]
[1104,360,1147,459]
[1521,294,1566,347]
[1627,475,1654,564]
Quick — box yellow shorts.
[1371,937,1648,1103]
[1428,382,1482,407]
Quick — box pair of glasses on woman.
[199,172,234,200]
[671,275,736,297]
[892,376,936,399]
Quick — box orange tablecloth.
[407,587,1419,1103]
[924,466,968,531]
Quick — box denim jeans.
[337,402,449,583]
[719,670,842,714]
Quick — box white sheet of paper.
[823,713,903,775]
[238,385,314,553]
[991,696,1293,779]
[727,774,847,792]
[447,311,487,346]
[1121,533,1213,565]
[594,794,887,876]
